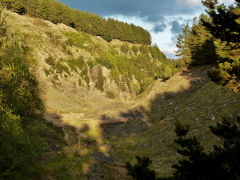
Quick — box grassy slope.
[111,73,240,178]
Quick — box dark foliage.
[177,0,240,91]
[202,0,240,91]
[202,0,240,44]
[126,156,157,180]
[127,115,240,180]
[171,116,240,180]
[0,7,46,179]
[176,15,218,66]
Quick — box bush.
[139,45,149,54]
[87,60,94,69]
[0,56,43,117]
[65,31,91,49]
[121,44,129,54]
[0,27,46,178]
[53,61,70,75]
[0,107,45,179]
[106,90,116,98]
[132,46,139,55]
[95,66,105,91]
[45,56,55,66]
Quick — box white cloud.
[105,0,235,59]
[219,0,235,4]
[177,0,201,7]
[178,0,234,7]
[106,14,189,59]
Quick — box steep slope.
[6,10,178,102]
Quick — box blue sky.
[59,0,234,58]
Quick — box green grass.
[64,31,93,53]
[42,154,90,180]
[111,82,240,178]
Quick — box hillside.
[5,10,179,101]
[1,8,240,180]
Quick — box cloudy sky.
[59,0,234,58]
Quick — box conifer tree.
[125,156,157,180]
[171,116,240,180]
[176,24,192,65]
[176,15,218,66]
[189,15,218,65]
[202,0,240,91]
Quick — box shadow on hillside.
[99,66,211,137]
[42,66,211,179]
[100,106,148,138]
[43,113,129,179]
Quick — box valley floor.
[42,65,240,179]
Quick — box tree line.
[0,0,151,45]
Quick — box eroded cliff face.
[6,10,177,113]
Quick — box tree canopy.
[176,0,240,91]
[202,0,240,91]
[0,0,152,45]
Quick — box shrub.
[87,60,94,69]
[66,56,85,72]
[67,48,73,55]
[125,156,156,180]
[45,56,55,66]
[64,31,91,49]
[96,55,114,69]
[139,45,149,54]
[0,28,46,179]
[54,61,70,75]
[133,82,141,94]
[120,44,129,54]
[106,90,116,98]
[119,82,127,91]
[132,45,139,55]
[95,67,105,91]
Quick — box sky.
[59,0,235,58]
